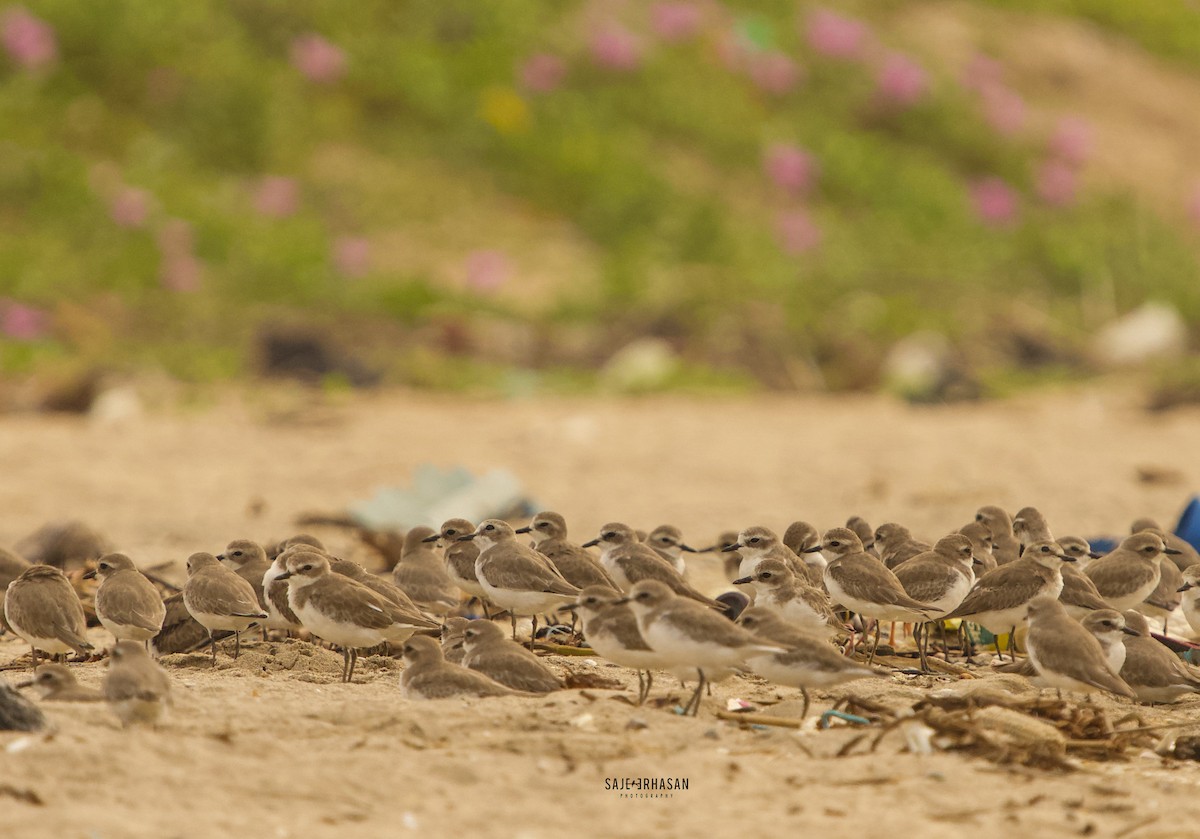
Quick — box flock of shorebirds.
[4,504,1200,726]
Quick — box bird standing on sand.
[5,565,93,668]
[392,526,460,616]
[1023,596,1135,699]
[1083,532,1176,611]
[87,553,166,646]
[182,552,268,664]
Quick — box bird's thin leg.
[210,633,218,666]
[510,613,518,642]
[867,621,881,666]
[1007,626,1016,658]
[644,671,654,705]
[234,631,241,660]
[916,622,930,673]
[937,621,950,662]
[29,646,38,671]
[530,615,539,651]
[800,687,811,721]
[341,647,351,682]
[688,671,706,716]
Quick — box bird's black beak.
[1087,551,1101,559]
[720,544,740,553]
[612,597,630,606]
[1121,626,1141,636]
[457,534,477,541]
[1179,582,1194,592]
[81,569,97,580]
[1060,556,1076,562]
[803,545,824,554]
[14,679,33,689]
[581,538,600,548]
[732,576,752,585]
[421,535,439,543]
[679,544,698,553]
[216,554,226,562]
[1165,547,1183,555]
[275,571,292,580]
[556,602,580,612]
[515,526,532,534]
[972,557,983,566]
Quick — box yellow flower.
[479,86,529,135]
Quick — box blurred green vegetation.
[1,0,1199,395]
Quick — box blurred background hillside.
[2,0,1200,405]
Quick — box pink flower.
[970,177,1019,227]
[775,210,822,255]
[1048,117,1092,166]
[518,53,566,93]
[980,84,1025,136]
[747,52,800,96]
[876,53,928,107]
[805,9,868,60]
[253,176,299,218]
[333,236,371,278]
[290,34,346,84]
[590,25,643,71]
[0,299,48,341]
[1,7,56,70]
[1035,160,1077,207]
[961,53,1002,93]
[109,187,150,229]
[464,249,512,293]
[764,144,818,196]
[650,2,702,42]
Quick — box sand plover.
[17,663,103,702]
[462,619,563,693]
[86,553,166,646]
[0,546,31,632]
[975,506,1021,565]
[943,540,1072,657]
[997,608,1133,684]
[958,521,997,573]
[782,521,826,568]
[644,524,698,577]
[893,534,978,669]
[463,519,580,646]
[1012,506,1053,550]
[620,580,785,715]
[1119,610,1200,704]
[584,523,721,608]
[440,616,471,664]
[559,585,671,705]
[732,558,840,637]
[820,528,937,663]
[1023,596,1134,698]
[845,516,876,556]
[737,606,883,718]
[332,558,427,615]
[400,635,516,699]
[1132,517,1200,573]
[279,550,438,681]
[183,552,269,664]
[873,523,929,569]
[217,540,271,611]
[426,518,489,613]
[104,640,173,726]
[730,526,820,588]
[261,547,304,634]
[1083,532,1176,611]
[708,531,744,585]
[517,512,619,591]
[1178,565,1200,638]
[392,526,460,616]
[4,565,93,667]
[1057,535,1101,569]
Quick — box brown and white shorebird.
[86,553,166,645]
[104,640,173,726]
[1057,535,1101,569]
[261,546,305,634]
[1132,517,1200,573]
[711,531,744,585]
[182,552,268,664]
[424,518,489,613]
[820,528,937,663]
[975,506,1021,565]
[1083,532,1177,611]
[644,524,698,577]
[958,521,997,573]
[584,523,721,608]
[4,565,93,667]
[331,558,428,617]
[464,520,580,646]
[392,526,460,616]
[217,540,271,612]
[440,616,471,664]
[270,533,326,559]
[1023,596,1135,698]
[620,580,785,716]
[461,619,563,693]
[730,526,821,588]
[736,607,884,718]
[782,521,827,572]
[1012,506,1053,549]
[894,534,978,669]
[997,608,1134,685]
[517,512,619,591]
[873,523,929,569]
[559,585,672,705]
[1119,610,1200,704]
[400,635,516,699]
[1137,543,1183,634]
[732,558,840,638]
[0,546,31,632]
[1179,565,1200,639]
[943,540,1074,658]
[845,516,876,556]
[17,663,103,702]
[278,550,439,681]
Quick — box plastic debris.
[347,464,537,530]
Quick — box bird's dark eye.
[233,551,243,557]
[604,532,616,540]
[761,572,772,579]
[1041,546,1051,553]
[830,541,841,548]
[302,565,312,572]
[485,524,495,531]
[750,537,761,544]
